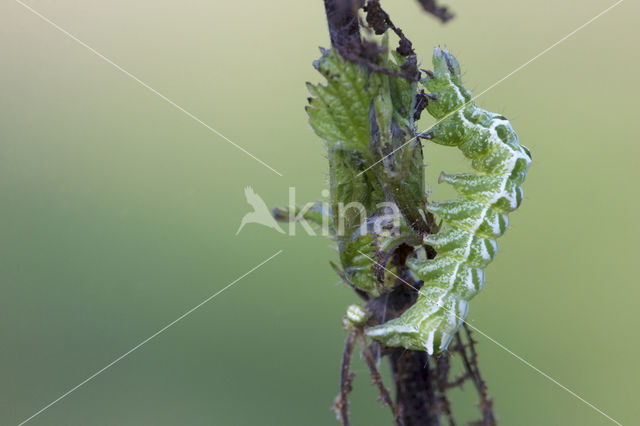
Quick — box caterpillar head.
[431,47,462,85]
[421,48,472,119]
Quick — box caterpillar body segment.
[366,48,531,355]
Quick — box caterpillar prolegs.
[366,48,531,355]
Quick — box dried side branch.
[434,355,455,426]
[334,331,357,426]
[464,324,495,426]
[363,0,419,80]
[453,326,496,425]
[415,0,454,22]
[356,331,402,426]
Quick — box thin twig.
[415,0,454,23]
[463,324,496,426]
[455,332,479,389]
[356,331,402,426]
[446,371,471,389]
[434,356,456,426]
[333,331,357,426]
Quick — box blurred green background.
[1,0,638,424]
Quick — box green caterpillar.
[366,48,531,355]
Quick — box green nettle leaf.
[306,48,381,153]
[305,45,426,296]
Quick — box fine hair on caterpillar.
[366,47,531,355]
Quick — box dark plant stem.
[389,349,440,426]
[323,0,362,58]
[366,262,441,426]
[321,2,494,425]
[322,0,444,418]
